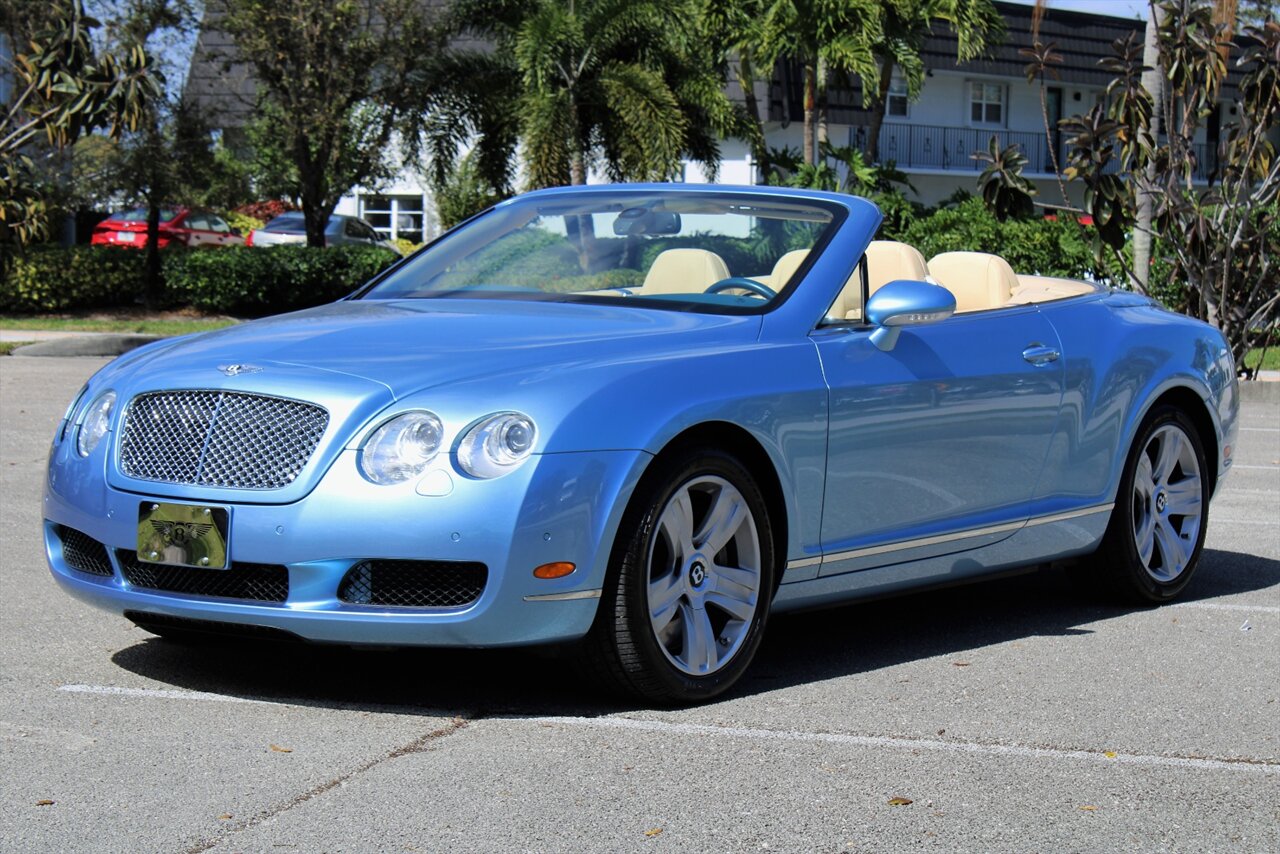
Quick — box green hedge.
[1,245,150,312]
[0,244,400,316]
[163,245,400,315]
[898,197,1109,282]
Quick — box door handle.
[1022,344,1060,365]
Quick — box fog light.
[533,562,576,579]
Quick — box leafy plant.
[0,1,160,265]
[973,136,1037,221]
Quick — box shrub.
[0,245,151,312]
[232,199,297,221]
[162,244,400,315]
[899,198,1107,282]
[224,211,265,236]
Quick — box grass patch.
[0,310,238,336]
[1244,347,1280,372]
[0,341,35,356]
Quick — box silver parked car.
[248,213,402,253]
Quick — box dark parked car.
[91,208,244,249]
[247,213,400,252]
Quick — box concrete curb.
[1239,380,1280,405]
[11,334,162,358]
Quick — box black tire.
[584,447,776,704]
[1088,404,1210,604]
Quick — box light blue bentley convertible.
[45,184,1239,702]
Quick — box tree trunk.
[865,56,895,163]
[144,199,162,309]
[803,62,816,165]
[736,53,768,175]
[1132,5,1165,295]
[817,57,828,155]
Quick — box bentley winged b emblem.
[218,363,263,376]
[151,520,213,546]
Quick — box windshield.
[361,190,842,313]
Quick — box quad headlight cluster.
[359,410,537,484]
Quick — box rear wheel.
[1091,405,1209,603]
[585,448,775,704]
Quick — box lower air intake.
[118,551,288,603]
[338,560,488,608]
[59,526,114,576]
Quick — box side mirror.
[864,279,956,351]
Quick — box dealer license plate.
[137,502,230,569]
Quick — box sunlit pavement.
[2,355,1276,853]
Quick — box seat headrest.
[866,241,929,294]
[926,251,1019,313]
[769,249,810,289]
[642,248,731,294]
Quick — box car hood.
[118,298,762,399]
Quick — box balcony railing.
[844,123,1218,182]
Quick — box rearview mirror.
[613,208,682,236]
[865,279,956,351]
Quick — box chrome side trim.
[807,503,1116,568]
[785,556,823,571]
[523,588,603,602]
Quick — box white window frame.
[359,194,427,243]
[967,81,1007,128]
[886,76,909,119]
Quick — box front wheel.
[1090,405,1210,603]
[585,448,775,704]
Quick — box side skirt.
[772,504,1112,613]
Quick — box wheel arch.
[1128,383,1221,496]
[642,421,791,593]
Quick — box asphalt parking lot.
[1,355,1276,853]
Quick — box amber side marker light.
[533,562,576,579]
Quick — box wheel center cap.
[1155,491,1167,513]
[689,561,707,588]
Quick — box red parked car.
[90,207,245,249]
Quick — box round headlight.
[359,411,444,484]
[76,391,116,457]
[457,412,537,479]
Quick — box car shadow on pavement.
[109,548,1279,714]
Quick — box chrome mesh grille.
[119,390,328,490]
[59,526,114,577]
[338,560,488,608]
[118,550,289,602]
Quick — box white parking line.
[57,683,1279,774]
[533,716,1279,775]
[1173,602,1280,614]
[1239,427,1280,433]
[1231,464,1279,471]
[1211,518,1277,526]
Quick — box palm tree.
[863,0,1005,162]
[754,0,883,166]
[440,0,749,188]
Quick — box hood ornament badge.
[218,364,263,376]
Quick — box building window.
[360,194,425,243]
[886,77,909,118]
[969,82,1005,126]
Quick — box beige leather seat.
[638,248,730,295]
[927,251,1019,313]
[827,240,929,321]
[769,249,809,289]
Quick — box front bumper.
[44,444,650,647]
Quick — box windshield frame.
[351,188,850,317]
